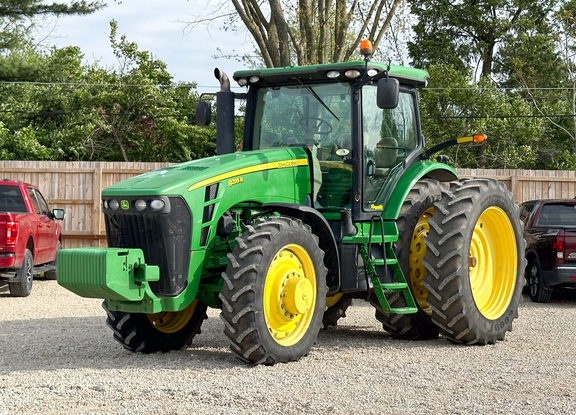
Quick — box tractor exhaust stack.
[214,68,236,155]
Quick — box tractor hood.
[102,147,311,197]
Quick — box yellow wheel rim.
[469,206,517,320]
[409,207,434,313]
[147,299,199,334]
[263,244,317,346]
[326,293,343,308]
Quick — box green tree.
[0,22,217,162]
[420,65,544,169]
[0,0,104,51]
[408,0,555,80]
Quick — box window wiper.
[296,79,340,121]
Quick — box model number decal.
[277,160,298,168]
[228,177,244,187]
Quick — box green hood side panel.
[103,148,311,198]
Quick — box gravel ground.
[1,279,575,415]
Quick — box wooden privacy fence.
[1,161,575,248]
[457,169,576,203]
[0,161,173,248]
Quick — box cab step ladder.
[364,216,418,315]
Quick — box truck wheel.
[527,258,552,303]
[423,179,525,344]
[9,249,33,297]
[372,179,442,340]
[103,299,208,353]
[323,293,353,328]
[220,216,328,364]
[44,240,61,280]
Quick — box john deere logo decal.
[121,200,130,210]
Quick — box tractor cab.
[234,60,428,221]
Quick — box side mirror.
[195,101,212,126]
[376,78,399,109]
[52,209,65,220]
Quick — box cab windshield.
[253,83,353,209]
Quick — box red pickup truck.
[520,199,576,302]
[0,179,65,297]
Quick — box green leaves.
[0,25,217,162]
[420,65,544,169]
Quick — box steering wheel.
[299,117,333,135]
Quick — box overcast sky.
[42,0,255,92]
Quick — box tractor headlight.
[150,199,165,211]
[109,199,120,211]
[134,199,147,211]
[345,69,361,79]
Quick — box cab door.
[361,85,421,212]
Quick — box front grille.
[104,196,191,297]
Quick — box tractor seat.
[373,136,398,176]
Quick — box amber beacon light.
[360,39,373,57]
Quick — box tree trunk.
[229,0,402,68]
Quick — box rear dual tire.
[423,179,525,344]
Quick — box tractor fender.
[383,161,458,220]
[261,202,340,293]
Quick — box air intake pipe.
[214,68,236,155]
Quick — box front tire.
[9,249,33,297]
[104,299,208,353]
[220,216,328,364]
[372,179,441,340]
[423,179,525,344]
[527,258,552,303]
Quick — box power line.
[0,80,243,89]
[424,87,576,91]
[423,114,576,119]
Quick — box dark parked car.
[520,199,576,302]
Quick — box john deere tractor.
[58,43,525,364]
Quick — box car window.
[34,190,51,216]
[519,202,535,225]
[26,187,51,216]
[26,188,42,214]
[0,185,27,212]
[536,203,576,227]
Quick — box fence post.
[511,171,520,204]
[93,166,103,247]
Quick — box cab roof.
[233,61,429,88]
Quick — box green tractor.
[58,44,525,364]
